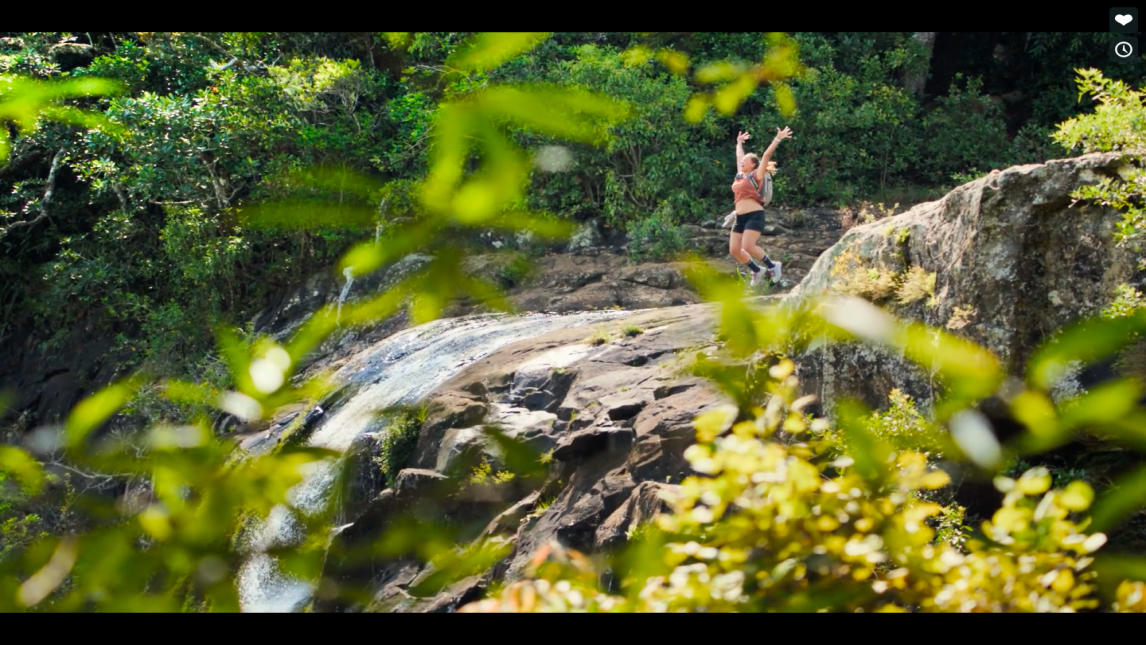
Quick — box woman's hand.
[737,131,751,144]
[774,126,793,142]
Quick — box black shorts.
[732,209,765,233]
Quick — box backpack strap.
[747,173,762,196]
[747,173,771,204]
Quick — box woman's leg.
[740,229,774,269]
[729,231,752,264]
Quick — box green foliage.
[1104,285,1146,320]
[626,207,689,263]
[866,388,945,457]
[920,75,1012,184]
[0,73,123,163]
[494,252,533,289]
[374,408,423,489]
[1054,68,1146,154]
[469,459,515,485]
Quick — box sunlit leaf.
[897,322,1000,398]
[272,166,384,202]
[763,32,803,79]
[0,446,44,497]
[0,125,10,164]
[774,82,796,117]
[487,211,576,239]
[478,85,630,145]
[684,95,709,123]
[453,176,506,224]
[16,537,76,608]
[337,222,437,277]
[1027,310,1146,390]
[1060,480,1096,512]
[339,279,413,327]
[147,424,210,451]
[818,296,1000,420]
[447,33,550,74]
[479,426,547,482]
[409,537,513,597]
[1060,378,1143,434]
[381,33,410,50]
[460,275,515,314]
[1091,555,1146,598]
[38,105,124,137]
[1089,463,1146,533]
[695,61,745,84]
[65,378,140,450]
[1095,410,1146,453]
[274,544,327,582]
[0,74,123,164]
[656,50,689,75]
[836,399,892,488]
[713,75,757,116]
[1010,388,1058,438]
[683,262,759,357]
[694,406,738,443]
[215,326,256,399]
[422,103,476,212]
[161,379,217,407]
[236,201,379,230]
[621,46,653,67]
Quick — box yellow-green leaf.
[774,82,796,116]
[1060,378,1143,431]
[713,75,757,116]
[1090,464,1146,533]
[695,61,745,84]
[447,33,550,73]
[0,446,44,496]
[237,201,379,230]
[65,379,139,449]
[1028,310,1146,390]
[684,95,709,123]
[656,50,689,75]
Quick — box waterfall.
[235,308,632,612]
[335,266,355,327]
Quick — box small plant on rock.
[587,328,612,346]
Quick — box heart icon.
[1116,13,1133,25]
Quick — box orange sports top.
[732,172,765,206]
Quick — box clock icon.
[1116,41,1134,58]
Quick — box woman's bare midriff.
[734,199,763,215]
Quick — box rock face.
[317,303,734,612]
[783,152,1142,414]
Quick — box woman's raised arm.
[757,126,793,183]
[736,131,749,169]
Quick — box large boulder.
[783,152,1142,414]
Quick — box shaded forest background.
[0,31,1140,384]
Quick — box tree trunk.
[904,32,936,100]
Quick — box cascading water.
[335,267,355,326]
[236,308,632,612]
